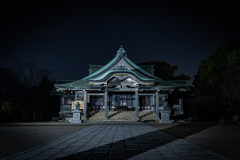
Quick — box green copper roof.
[138,65,155,75]
[88,70,156,82]
[55,80,90,89]
[124,56,160,80]
[82,52,120,80]
[88,65,104,75]
[54,79,189,90]
[150,79,189,90]
[54,47,189,91]
[82,47,160,83]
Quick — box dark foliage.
[189,38,240,121]
[137,60,191,80]
[0,64,59,122]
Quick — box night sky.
[1,1,239,85]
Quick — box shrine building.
[53,46,190,121]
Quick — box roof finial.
[117,46,126,57]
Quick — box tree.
[0,62,56,122]
[11,61,52,88]
[138,60,191,80]
[191,38,240,120]
[199,39,240,83]
[0,66,25,121]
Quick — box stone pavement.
[2,122,227,160]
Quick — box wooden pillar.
[74,91,78,113]
[75,91,78,101]
[135,88,139,120]
[60,96,64,114]
[87,95,89,103]
[104,87,108,120]
[61,96,65,104]
[83,90,87,119]
[180,98,184,114]
[155,91,160,120]
[163,93,166,105]
[151,95,155,111]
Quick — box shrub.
[226,105,240,119]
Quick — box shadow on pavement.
[57,129,178,160]
[56,122,219,160]
[159,122,217,139]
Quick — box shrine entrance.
[110,94,134,111]
[139,95,152,111]
[90,95,104,110]
[89,94,152,111]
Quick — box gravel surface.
[148,122,240,160]
[185,124,240,160]
[0,122,93,159]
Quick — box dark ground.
[0,122,93,159]
[184,124,240,160]
[149,122,240,160]
[1,122,239,160]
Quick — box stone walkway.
[2,122,227,160]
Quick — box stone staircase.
[87,111,105,120]
[109,111,136,121]
[139,111,156,122]
[87,110,156,122]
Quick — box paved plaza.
[2,122,227,160]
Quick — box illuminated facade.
[54,47,189,121]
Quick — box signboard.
[72,101,84,110]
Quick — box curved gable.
[82,47,160,83]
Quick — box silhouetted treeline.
[189,38,240,121]
[137,60,191,80]
[0,62,59,122]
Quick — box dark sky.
[1,1,239,85]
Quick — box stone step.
[109,111,136,121]
[139,111,156,121]
[88,110,157,121]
